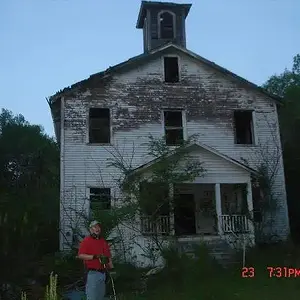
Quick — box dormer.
[136,1,192,53]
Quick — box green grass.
[117,241,300,300]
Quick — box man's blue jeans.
[86,270,106,300]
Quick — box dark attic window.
[160,11,175,39]
[234,110,254,145]
[164,110,184,146]
[164,57,179,83]
[89,108,110,144]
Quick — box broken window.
[159,11,175,39]
[89,108,110,144]
[89,188,111,212]
[164,110,184,145]
[164,57,179,83]
[234,110,254,145]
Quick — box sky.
[0,0,299,138]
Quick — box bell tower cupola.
[136,1,192,53]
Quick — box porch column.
[215,183,222,234]
[169,183,175,236]
[246,180,255,236]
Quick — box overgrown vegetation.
[0,109,60,299]
[263,54,300,241]
[104,134,206,262]
[19,242,300,300]
[1,53,300,299]
[133,243,300,300]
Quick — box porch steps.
[177,238,241,268]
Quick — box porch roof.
[128,142,258,177]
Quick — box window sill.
[234,144,258,147]
[163,81,180,84]
[166,145,183,148]
[86,143,112,146]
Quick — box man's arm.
[77,238,99,261]
[77,254,97,261]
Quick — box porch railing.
[220,218,247,268]
[141,215,170,235]
[220,214,250,233]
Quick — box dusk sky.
[1,0,299,138]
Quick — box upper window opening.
[164,57,179,83]
[164,110,184,146]
[89,108,110,144]
[160,12,175,39]
[89,188,111,212]
[234,110,254,145]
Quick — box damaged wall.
[58,48,289,253]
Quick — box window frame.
[87,107,111,145]
[158,10,176,40]
[162,109,186,146]
[88,187,112,214]
[163,56,180,83]
[233,110,256,146]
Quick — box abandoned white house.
[48,1,290,265]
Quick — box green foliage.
[44,273,59,300]
[121,243,300,300]
[21,292,27,300]
[0,108,60,288]
[117,135,205,209]
[263,54,300,97]
[21,243,300,300]
[263,54,300,241]
[90,204,136,240]
[145,134,205,184]
[20,273,60,300]
[109,262,148,295]
[39,252,83,288]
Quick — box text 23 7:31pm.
[241,267,300,278]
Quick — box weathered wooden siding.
[188,148,250,184]
[60,48,289,252]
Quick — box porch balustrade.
[220,214,250,233]
[141,215,170,235]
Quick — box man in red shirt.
[78,220,113,300]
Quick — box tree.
[263,54,300,242]
[263,54,300,97]
[0,109,60,288]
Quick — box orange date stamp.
[241,266,300,278]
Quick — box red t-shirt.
[78,236,111,270]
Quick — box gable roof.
[48,43,282,105]
[128,142,258,177]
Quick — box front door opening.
[174,193,196,235]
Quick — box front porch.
[140,183,254,237]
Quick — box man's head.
[89,220,101,238]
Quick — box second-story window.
[164,57,179,83]
[234,110,254,145]
[159,11,175,39]
[89,108,110,144]
[164,110,184,146]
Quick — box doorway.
[174,193,196,235]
